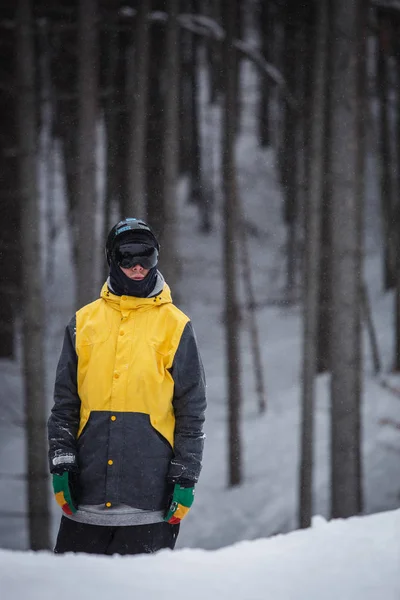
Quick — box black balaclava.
[108,230,159,298]
[109,260,158,298]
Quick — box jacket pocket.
[152,426,173,451]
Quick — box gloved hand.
[52,471,78,516]
[164,479,195,524]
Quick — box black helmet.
[105,218,160,265]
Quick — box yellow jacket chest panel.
[75,283,189,447]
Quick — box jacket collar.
[100,278,172,311]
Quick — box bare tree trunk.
[17,0,50,550]
[330,0,363,519]
[50,19,79,267]
[377,10,396,291]
[37,19,57,282]
[101,12,119,281]
[361,281,381,375]
[233,0,242,133]
[146,10,165,237]
[354,2,367,514]
[205,0,221,104]
[62,124,79,264]
[240,224,266,414]
[222,0,242,487]
[300,3,316,207]
[258,0,272,147]
[162,0,180,292]
[317,0,333,374]
[189,0,211,233]
[299,0,328,530]
[179,0,193,176]
[394,28,400,371]
[76,0,98,308]
[0,5,20,359]
[280,2,298,303]
[395,206,400,372]
[126,0,150,219]
[295,3,315,253]
[115,30,130,218]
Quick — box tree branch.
[152,11,295,108]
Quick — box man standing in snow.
[48,218,206,555]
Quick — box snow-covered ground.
[0,55,399,555]
[1,509,399,600]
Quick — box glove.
[52,472,78,516]
[164,480,195,524]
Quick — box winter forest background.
[1,0,400,554]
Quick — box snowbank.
[1,509,399,600]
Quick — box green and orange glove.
[164,480,195,525]
[52,472,78,516]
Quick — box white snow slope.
[1,509,399,600]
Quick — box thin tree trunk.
[330,0,363,519]
[295,3,314,256]
[205,0,221,104]
[354,0,367,514]
[0,7,19,359]
[258,0,272,147]
[361,281,381,375]
[300,3,316,207]
[146,10,165,238]
[115,30,130,218]
[396,209,400,372]
[377,10,396,291]
[233,0,242,133]
[317,0,333,374]
[179,0,193,176]
[50,21,79,267]
[240,224,266,414]
[17,0,50,550]
[299,0,328,530]
[62,123,79,264]
[162,0,180,292]
[76,0,98,308]
[190,0,210,233]
[126,0,150,219]
[280,2,298,303]
[101,13,119,281]
[394,34,400,371]
[222,0,242,487]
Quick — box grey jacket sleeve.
[168,321,206,483]
[47,316,80,473]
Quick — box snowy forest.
[1,0,400,557]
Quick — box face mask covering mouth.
[109,260,158,298]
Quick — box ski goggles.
[113,242,158,269]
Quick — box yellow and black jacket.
[48,281,206,511]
